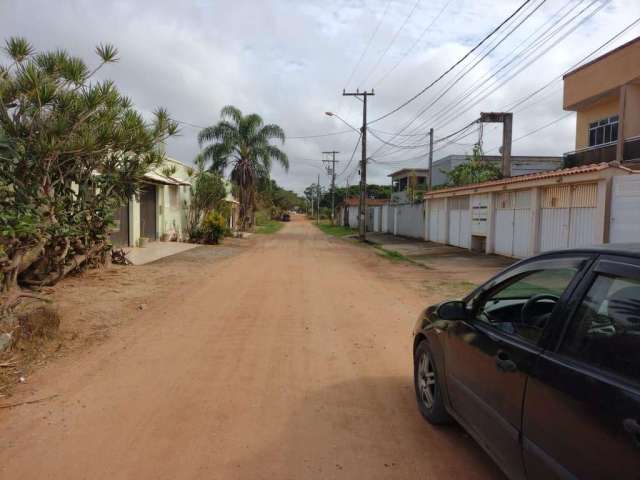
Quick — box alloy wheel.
[418,351,436,409]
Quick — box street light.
[324,111,361,134]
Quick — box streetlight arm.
[325,111,361,134]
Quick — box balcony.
[563,136,640,168]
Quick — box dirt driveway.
[0,217,505,479]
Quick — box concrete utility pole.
[428,128,434,192]
[316,174,320,225]
[343,89,374,240]
[322,151,340,225]
[480,112,513,177]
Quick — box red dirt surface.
[0,217,504,479]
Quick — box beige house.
[111,158,239,247]
[563,35,640,167]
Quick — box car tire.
[414,340,451,425]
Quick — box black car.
[413,246,640,480]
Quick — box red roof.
[342,197,389,206]
[424,162,632,197]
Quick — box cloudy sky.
[2,0,640,193]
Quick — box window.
[561,275,640,383]
[475,268,578,344]
[588,115,618,147]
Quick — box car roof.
[535,243,640,260]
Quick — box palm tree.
[198,105,288,230]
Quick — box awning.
[143,171,191,186]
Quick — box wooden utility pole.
[322,151,340,225]
[343,89,374,240]
[480,112,513,177]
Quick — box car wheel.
[414,340,451,425]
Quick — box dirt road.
[0,217,503,479]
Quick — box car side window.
[475,267,579,344]
[560,274,640,384]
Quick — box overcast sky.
[2,0,640,193]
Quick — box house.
[111,157,192,247]
[563,35,640,168]
[423,162,634,258]
[389,156,562,203]
[110,158,240,247]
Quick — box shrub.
[201,211,226,244]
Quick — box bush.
[201,211,226,244]
[255,210,271,226]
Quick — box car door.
[445,255,591,480]
[523,255,640,479]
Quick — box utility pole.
[343,88,374,240]
[480,112,513,177]
[322,151,340,225]
[316,174,320,225]
[428,128,434,192]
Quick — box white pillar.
[531,187,542,255]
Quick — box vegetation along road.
[0,217,504,479]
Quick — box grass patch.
[315,221,357,237]
[255,219,284,234]
[375,247,409,262]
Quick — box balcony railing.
[563,136,640,167]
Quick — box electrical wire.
[368,0,533,125]
[373,0,455,87]
[358,0,422,87]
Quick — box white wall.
[394,203,425,239]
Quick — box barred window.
[588,115,618,147]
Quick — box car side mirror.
[436,300,468,321]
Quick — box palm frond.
[220,105,242,126]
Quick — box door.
[540,184,597,252]
[110,201,129,246]
[523,256,640,479]
[610,175,640,243]
[445,256,588,480]
[140,184,157,240]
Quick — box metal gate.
[448,196,470,248]
[428,199,447,243]
[540,184,597,252]
[139,184,157,240]
[610,175,640,243]
[495,190,532,258]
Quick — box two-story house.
[563,35,640,168]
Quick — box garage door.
[428,199,447,243]
[610,175,640,243]
[448,196,470,248]
[540,184,597,252]
[494,191,532,258]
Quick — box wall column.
[485,193,496,254]
[443,197,450,245]
[617,84,628,162]
[530,187,542,254]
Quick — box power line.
[484,112,573,153]
[337,133,362,178]
[373,0,455,87]
[358,0,422,87]
[342,0,393,91]
[368,0,533,125]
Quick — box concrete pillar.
[485,193,496,254]
[531,187,542,254]
[424,199,430,241]
[617,85,628,162]
[595,177,611,244]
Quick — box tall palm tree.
[198,105,288,231]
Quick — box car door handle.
[495,350,517,373]
[623,418,640,447]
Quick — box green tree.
[198,106,288,231]
[0,37,177,306]
[443,145,502,187]
[186,153,227,239]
